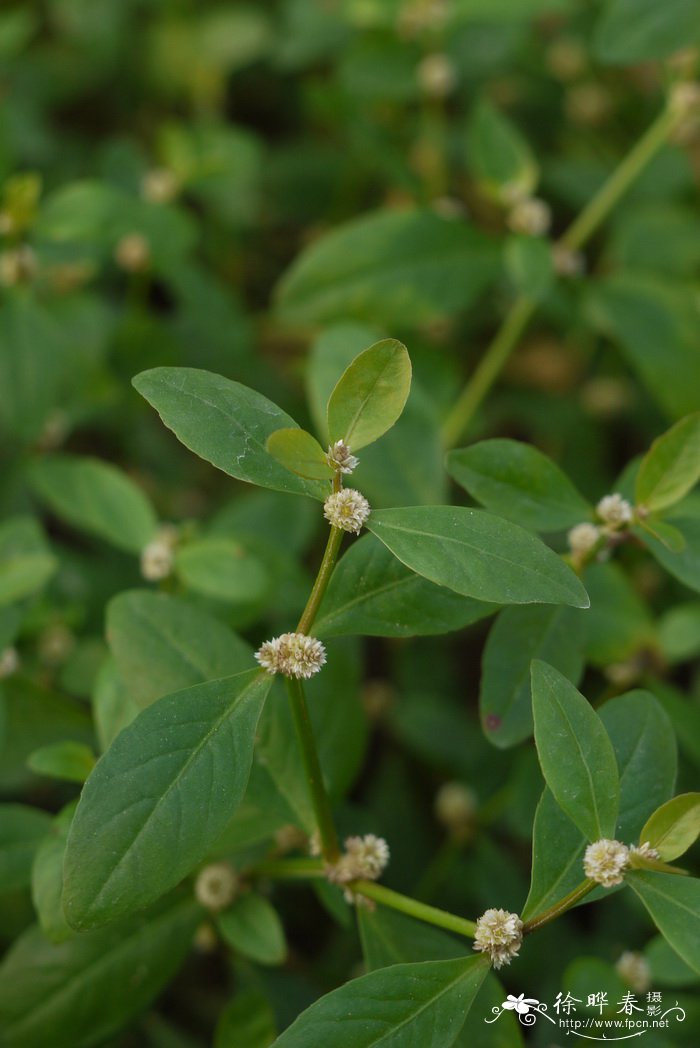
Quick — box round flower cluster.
[596,493,633,527]
[567,521,601,559]
[140,525,179,581]
[629,841,660,862]
[0,647,19,679]
[323,489,371,534]
[417,53,457,98]
[327,440,359,475]
[507,197,551,237]
[194,862,239,911]
[255,632,327,679]
[473,908,524,969]
[616,951,652,993]
[325,834,390,905]
[583,839,630,887]
[434,781,477,838]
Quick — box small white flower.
[596,493,633,527]
[327,440,359,475]
[629,841,660,862]
[141,168,179,204]
[115,232,150,272]
[669,81,700,119]
[325,834,390,905]
[417,53,457,98]
[615,951,652,993]
[507,197,551,237]
[194,862,238,911]
[255,632,326,679]
[0,647,20,679]
[0,245,36,286]
[583,839,630,887]
[434,782,477,836]
[308,830,322,857]
[567,522,601,558]
[473,908,524,969]
[323,489,370,534]
[140,526,178,581]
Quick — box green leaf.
[215,991,277,1048]
[266,428,334,481]
[26,742,95,784]
[644,514,700,595]
[217,892,287,966]
[132,367,328,500]
[639,794,700,861]
[315,534,493,638]
[594,0,700,64]
[467,99,538,203]
[275,209,500,327]
[481,606,585,748]
[0,804,52,892]
[599,691,677,844]
[531,661,619,841]
[92,658,141,751]
[636,413,700,512]
[63,670,271,929]
[367,507,589,608]
[0,898,200,1048]
[645,934,699,987]
[0,516,57,607]
[636,516,686,552]
[626,871,700,976]
[31,802,76,944]
[175,537,270,604]
[522,787,587,921]
[106,590,252,709]
[447,439,590,533]
[269,955,490,1048]
[504,236,554,302]
[29,454,158,554]
[658,602,700,662]
[582,562,653,666]
[326,339,411,451]
[305,323,383,442]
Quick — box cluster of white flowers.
[0,647,19,679]
[615,951,652,993]
[115,232,151,272]
[141,168,179,205]
[140,524,179,581]
[255,632,327,679]
[417,53,457,98]
[567,521,601,559]
[325,834,390,905]
[473,908,524,969]
[629,841,660,862]
[507,197,552,237]
[194,862,239,911]
[324,489,371,534]
[583,839,630,887]
[327,440,359,475]
[596,492,633,527]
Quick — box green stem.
[522,879,596,935]
[441,101,682,450]
[286,677,341,863]
[296,524,343,635]
[255,857,324,879]
[351,880,477,939]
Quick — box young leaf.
[480,606,585,749]
[106,590,252,708]
[274,209,500,327]
[447,439,590,533]
[643,514,700,596]
[635,413,700,512]
[26,742,95,784]
[326,339,411,451]
[63,670,271,929]
[266,428,334,481]
[269,955,490,1048]
[626,871,700,976]
[531,661,619,841]
[367,507,590,608]
[0,804,52,892]
[29,454,158,554]
[305,322,383,441]
[315,534,494,638]
[635,516,686,553]
[0,898,200,1048]
[132,367,328,500]
[217,893,287,966]
[639,794,700,861]
[467,99,538,203]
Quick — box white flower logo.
[502,993,540,1015]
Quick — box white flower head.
[583,839,630,887]
[615,950,652,993]
[568,522,601,558]
[629,840,660,862]
[140,525,178,581]
[327,440,359,475]
[596,493,633,527]
[417,53,457,98]
[194,862,238,911]
[324,489,370,534]
[669,81,700,119]
[255,632,326,679]
[507,197,551,237]
[0,646,20,679]
[141,167,179,204]
[325,834,390,905]
[114,231,151,272]
[434,782,477,835]
[473,908,524,969]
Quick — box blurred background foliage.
[0,0,699,1045]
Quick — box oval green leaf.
[326,339,411,452]
[266,428,333,481]
[367,506,590,608]
[0,804,52,892]
[217,892,287,966]
[531,661,619,841]
[270,955,490,1048]
[175,537,270,604]
[639,794,700,861]
[29,454,158,554]
[467,99,538,203]
[63,670,271,929]
[447,439,591,533]
[636,413,700,513]
[626,870,700,976]
[132,367,328,500]
[26,742,95,784]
